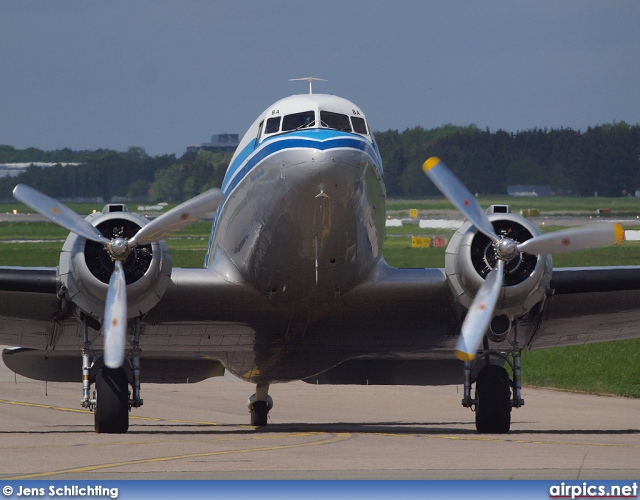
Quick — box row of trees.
[0,146,232,203]
[375,122,640,198]
[0,145,115,164]
[1,122,639,202]
[0,148,176,202]
[149,151,231,201]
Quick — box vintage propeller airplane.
[0,79,636,433]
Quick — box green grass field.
[5,194,640,217]
[388,195,640,216]
[1,200,639,397]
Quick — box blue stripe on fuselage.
[205,130,383,267]
[220,130,382,196]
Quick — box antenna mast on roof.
[289,77,328,94]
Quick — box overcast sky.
[1,1,639,156]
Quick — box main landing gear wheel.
[250,400,269,427]
[95,367,129,433]
[475,365,511,434]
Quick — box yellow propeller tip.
[455,350,475,362]
[422,157,441,173]
[614,223,625,245]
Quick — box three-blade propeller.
[13,184,224,368]
[422,157,624,361]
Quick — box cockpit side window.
[351,116,368,135]
[320,111,352,132]
[282,111,315,131]
[265,117,281,134]
[256,120,264,142]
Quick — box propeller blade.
[129,188,224,246]
[455,259,505,361]
[422,157,498,242]
[103,260,128,369]
[13,184,110,245]
[516,223,624,255]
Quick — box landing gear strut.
[80,316,96,411]
[247,383,273,426]
[461,322,525,433]
[80,316,144,433]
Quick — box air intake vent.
[487,205,510,214]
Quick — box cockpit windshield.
[265,117,281,134]
[320,111,369,136]
[351,116,368,135]
[258,102,370,143]
[320,111,351,132]
[282,111,315,131]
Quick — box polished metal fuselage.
[198,131,396,381]
[210,133,386,304]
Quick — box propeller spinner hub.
[107,237,132,261]
[495,237,519,262]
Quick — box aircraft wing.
[0,267,59,347]
[530,266,640,348]
[0,264,268,350]
[2,264,640,353]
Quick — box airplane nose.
[281,149,368,190]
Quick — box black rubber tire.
[95,367,129,433]
[475,365,511,434]
[250,400,269,426]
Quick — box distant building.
[0,162,80,178]
[186,134,239,154]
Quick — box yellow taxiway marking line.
[3,399,637,450]
[0,432,322,453]
[0,398,226,426]
[373,432,640,449]
[424,433,640,448]
[4,432,351,480]
[0,399,90,414]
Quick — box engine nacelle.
[445,208,552,329]
[59,204,172,320]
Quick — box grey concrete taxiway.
[1,357,639,480]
